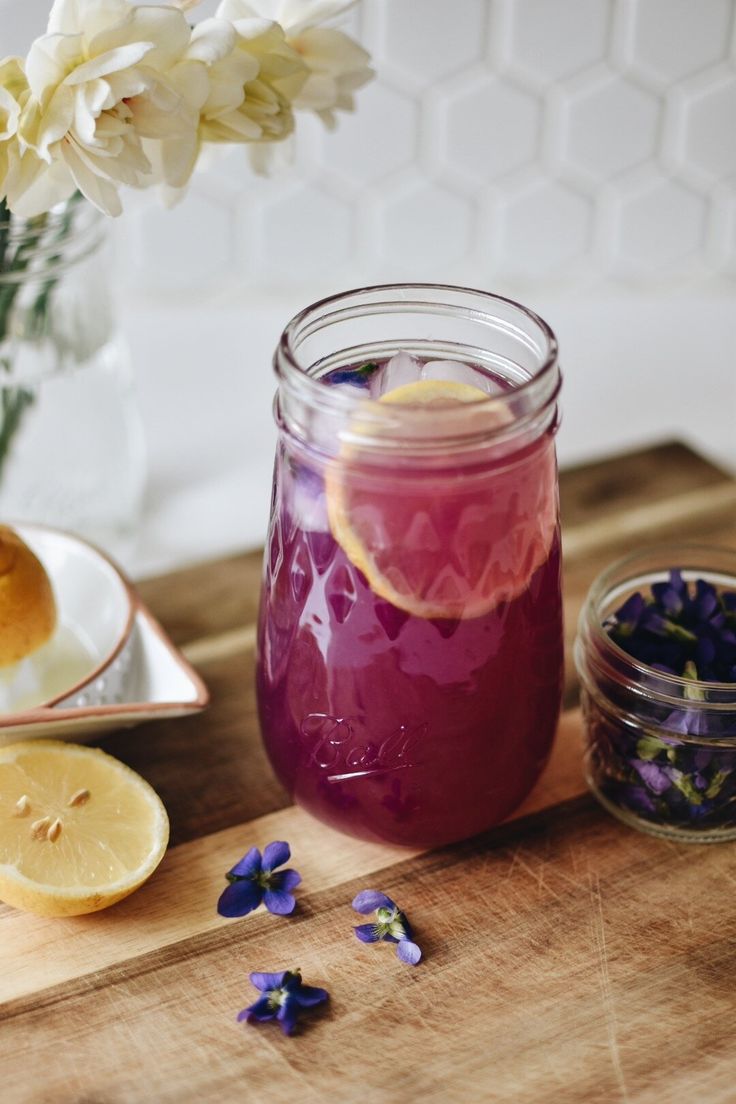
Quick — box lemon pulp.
[0,740,169,916]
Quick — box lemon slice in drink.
[326,377,558,620]
[0,740,169,917]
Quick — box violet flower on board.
[217,841,301,918]
[352,890,422,965]
[238,970,329,1036]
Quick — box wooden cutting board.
[3,441,736,1104]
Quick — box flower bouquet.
[0,0,372,536]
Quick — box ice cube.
[374,350,422,397]
[421,359,489,391]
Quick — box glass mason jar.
[0,197,146,547]
[257,285,563,848]
[576,545,736,843]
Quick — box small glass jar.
[257,284,563,848]
[0,197,146,548]
[576,544,736,843]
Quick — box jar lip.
[0,195,103,284]
[583,542,736,697]
[274,283,561,448]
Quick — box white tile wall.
[2,0,735,294]
[112,0,735,298]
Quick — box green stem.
[0,196,81,481]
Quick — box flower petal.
[228,846,262,879]
[353,923,380,943]
[249,970,288,991]
[262,840,291,871]
[64,42,153,86]
[61,142,123,216]
[189,18,236,64]
[272,868,301,892]
[217,878,263,917]
[292,985,329,1008]
[3,153,76,219]
[25,33,85,99]
[238,995,276,1022]
[396,940,422,966]
[277,1000,299,1035]
[352,889,395,914]
[48,0,131,37]
[263,887,296,915]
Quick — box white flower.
[218,0,372,128]
[290,27,372,129]
[0,58,26,194]
[0,56,74,217]
[220,0,358,35]
[2,0,373,215]
[216,0,371,171]
[11,0,205,215]
[142,17,237,189]
[0,58,24,145]
[203,15,306,145]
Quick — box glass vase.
[256,284,563,848]
[0,196,146,548]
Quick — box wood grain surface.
[3,440,736,1104]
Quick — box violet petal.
[261,840,291,872]
[292,985,329,1008]
[240,996,276,1022]
[249,971,288,992]
[217,879,263,918]
[276,1002,299,1035]
[353,923,381,943]
[352,889,395,914]
[228,846,262,879]
[273,868,302,892]
[396,940,422,965]
[633,759,671,795]
[263,887,297,915]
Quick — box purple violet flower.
[217,841,301,918]
[607,570,736,683]
[352,890,422,965]
[237,969,328,1036]
[610,592,646,636]
[632,759,671,795]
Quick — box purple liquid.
[256,358,563,847]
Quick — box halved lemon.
[326,378,558,620]
[0,525,57,668]
[0,740,169,917]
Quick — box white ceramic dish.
[0,524,209,744]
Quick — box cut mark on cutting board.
[590,872,630,1103]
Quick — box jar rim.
[274,283,561,452]
[0,196,103,285]
[582,541,736,698]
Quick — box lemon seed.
[31,817,51,840]
[68,788,90,808]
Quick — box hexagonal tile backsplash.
[8,0,732,293]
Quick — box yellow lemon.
[0,740,169,917]
[0,526,57,668]
[377,378,494,408]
